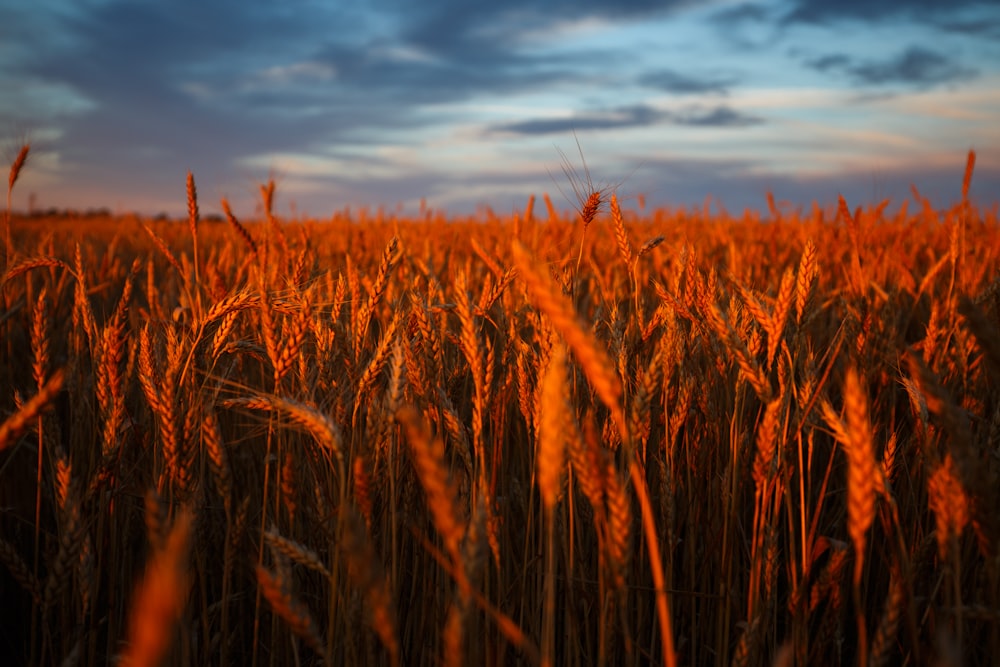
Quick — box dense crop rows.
[1,151,999,665]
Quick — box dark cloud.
[807,47,977,86]
[938,18,1000,38]
[492,105,663,136]
[0,0,696,215]
[710,3,773,26]
[783,0,997,24]
[851,48,976,85]
[639,69,736,94]
[669,106,763,127]
[12,0,686,156]
[492,104,761,136]
[2,0,997,217]
[806,54,852,73]
[393,0,674,59]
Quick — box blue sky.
[2,0,998,218]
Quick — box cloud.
[937,18,1000,38]
[394,0,676,59]
[491,105,662,135]
[670,106,763,127]
[251,62,337,86]
[851,48,976,86]
[639,68,736,94]
[491,103,762,136]
[807,54,852,73]
[2,0,997,219]
[710,3,773,26]
[783,0,997,24]
[807,47,977,87]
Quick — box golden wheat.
[1,151,998,666]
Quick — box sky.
[2,0,999,219]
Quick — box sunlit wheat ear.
[637,235,666,257]
[7,143,29,195]
[120,506,193,667]
[568,410,606,513]
[537,345,568,511]
[961,149,975,202]
[511,241,626,439]
[0,368,65,452]
[552,133,617,226]
[579,191,602,228]
[926,453,970,559]
[752,397,783,492]
[222,395,344,473]
[843,368,876,586]
[2,257,72,286]
[201,411,232,512]
[795,239,818,324]
[604,461,631,590]
[5,143,30,263]
[221,197,257,255]
[396,406,465,563]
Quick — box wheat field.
[1,148,999,666]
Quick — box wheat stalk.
[340,507,400,667]
[5,142,29,267]
[843,368,876,667]
[221,197,257,255]
[223,395,345,474]
[537,346,568,511]
[512,241,626,440]
[355,235,400,358]
[264,527,331,579]
[255,564,327,661]
[119,507,193,667]
[396,406,465,566]
[0,368,65,452]
[926,453,970,559]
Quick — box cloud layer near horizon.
[2,0,998,217]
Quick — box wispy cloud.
[491,105,663,136]
[639,68,736,94]
[807,47,977,87]
[670,106,763,127]
[783,0,996,23]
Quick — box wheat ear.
[221,197,258,254]
[396,406,465,565]
[0,368,65,452]
[537,345,568,511]
[512,241,625,439]
[5,143,29,266]
[844,368,876,667]
[255,565,327,661]
[120,507,193,667]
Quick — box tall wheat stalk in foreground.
[537,345,568,667]
[120,505,193,667]
[843,368,877,667]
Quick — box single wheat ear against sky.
[2,0,998,216]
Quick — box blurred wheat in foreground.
[1,152,999,666]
